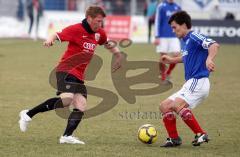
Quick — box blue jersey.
[181,31,216,81]
[155,0,181,38]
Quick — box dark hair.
[86,6,106,18]
[168,11,192,29]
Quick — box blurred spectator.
[68,0,77,11]
[93,0,105,10]
[210,3,223,20]
[154,0,181,81]
[26,0,43,39]
[17,0,24,21]
[225,12,235,20]
[112,0,127,15]
[144,0,157,43]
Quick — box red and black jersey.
[56,19,107,81]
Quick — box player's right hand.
[112,52,123,73]
[161,55,173,64]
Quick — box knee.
[60,93,74,106]
[172,102,188,113]
[73,102,86,112]
[159,100,173,113]
[61,97,73,106]
[72,96,87,112]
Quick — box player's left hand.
[43,40,54,47]
[112,52,123,73]
[206,58,215,72]
[43,34,57,47]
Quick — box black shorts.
[56,72,87,99]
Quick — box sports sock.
[63,109,84,136]
[159,62,166,74]
[27,97,64,118]
[162,111,179,139]
[159,63,166,80]
[166,63,176,75]
[179,108,205,134]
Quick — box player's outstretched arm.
[43,33,58,48]
[206,43,220,72]
[104,41,123,72]
[162,55,183,64]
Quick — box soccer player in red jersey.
[18,6,123,144]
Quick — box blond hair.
[85,6,106,18]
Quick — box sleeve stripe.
[192,32,205,41]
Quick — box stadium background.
[0,0,239,42]
[0,0,240,157]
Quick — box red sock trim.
[162,112,179,138]
[179,108,205,134]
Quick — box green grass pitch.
[0,39,240,157]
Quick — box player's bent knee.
[72,94,87,112]
[159,99,173,113]
[171,98,189,113]
[74,103,86,112]
[159,103,166,113]
[172,103,189,113]
[60,93,74,106]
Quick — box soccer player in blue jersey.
[159,11,219,147]
[154,0,181,81]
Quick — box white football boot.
[192,133,209,146]
[59,136,85,144]
[19,110,32,132]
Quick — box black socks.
[26,97,84,136]
[63,109,84,136]
[27,97,64,118]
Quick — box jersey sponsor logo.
[83,42,96,51]
[95,33,100,42]
[181,50,188,57]
[82,35,88,38]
